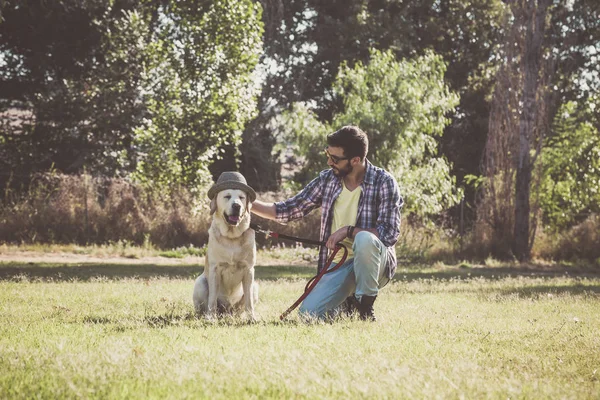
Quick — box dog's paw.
[245,313,258,324]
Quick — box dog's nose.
[232,203,241,212]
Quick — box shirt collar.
[363,159,375,185]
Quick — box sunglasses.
[324,148,350,164]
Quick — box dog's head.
[210,188,252,226]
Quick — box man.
[251,126,403,320]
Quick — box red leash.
[251,223,348,320]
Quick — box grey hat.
[207,171,256,202]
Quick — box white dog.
[193,172,258,320]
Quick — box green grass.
[1,259,599,399]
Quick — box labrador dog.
[193,188,258,320]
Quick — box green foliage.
[463,174,485,190]
[158,250,184,259]
[132,0,264,189]
[0,1,148,179]
[539,101,600,229]
[0,0,263,190]
[273,103,331,187]
[279,49,462,216]
[257,0,505,208]
[336,50,463,215]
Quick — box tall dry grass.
[0,175,322,250]
[437,214,600,265]
[534,214,600,263]
[0,174,211,248]
[1,173,597,263]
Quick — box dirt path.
[0,250,201,265]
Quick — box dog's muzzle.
[224,204,242,225]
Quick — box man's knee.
[353,230,380,252]
[352,231,383,282]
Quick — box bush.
[278,49,462,217]
[534,214,600,262]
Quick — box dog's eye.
[224,195,232,200]
[240,196,246,200]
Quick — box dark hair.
[326,126,369,160]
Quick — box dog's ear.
[210,197,217,215]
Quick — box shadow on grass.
[80,310,306,329]
[1,261,598,285]
[394,265,600,281]
[392,266,600,298]
[493,284,600,298]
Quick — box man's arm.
[251,199,277,220]
[375,174,403,247]
[252,173,324,224]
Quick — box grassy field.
[0,252,599,399]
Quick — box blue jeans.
[299,231,391,319]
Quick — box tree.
[0,0,144,185]
[511,0,552,261]
[480,0,600,260]
[132,0,263,188]
[539,101,600,230]
[0,0,263,190]
[279,49,462,217]
[242,0,506,219]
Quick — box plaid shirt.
[274,160,403,278]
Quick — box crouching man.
[251,126,403,321]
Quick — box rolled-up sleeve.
[376,175,403,247]
[274,175,323,223]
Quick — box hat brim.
[207,182,256,202]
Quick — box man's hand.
[325,226,348,250]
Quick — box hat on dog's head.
[207,171,256,202]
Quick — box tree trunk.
[513,0,550,261]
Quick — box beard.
[331,162,353,178]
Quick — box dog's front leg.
[206,263,219,318]
[242,266,256,321]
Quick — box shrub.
[534,214,600,262]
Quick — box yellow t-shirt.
[331,180,361,263]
